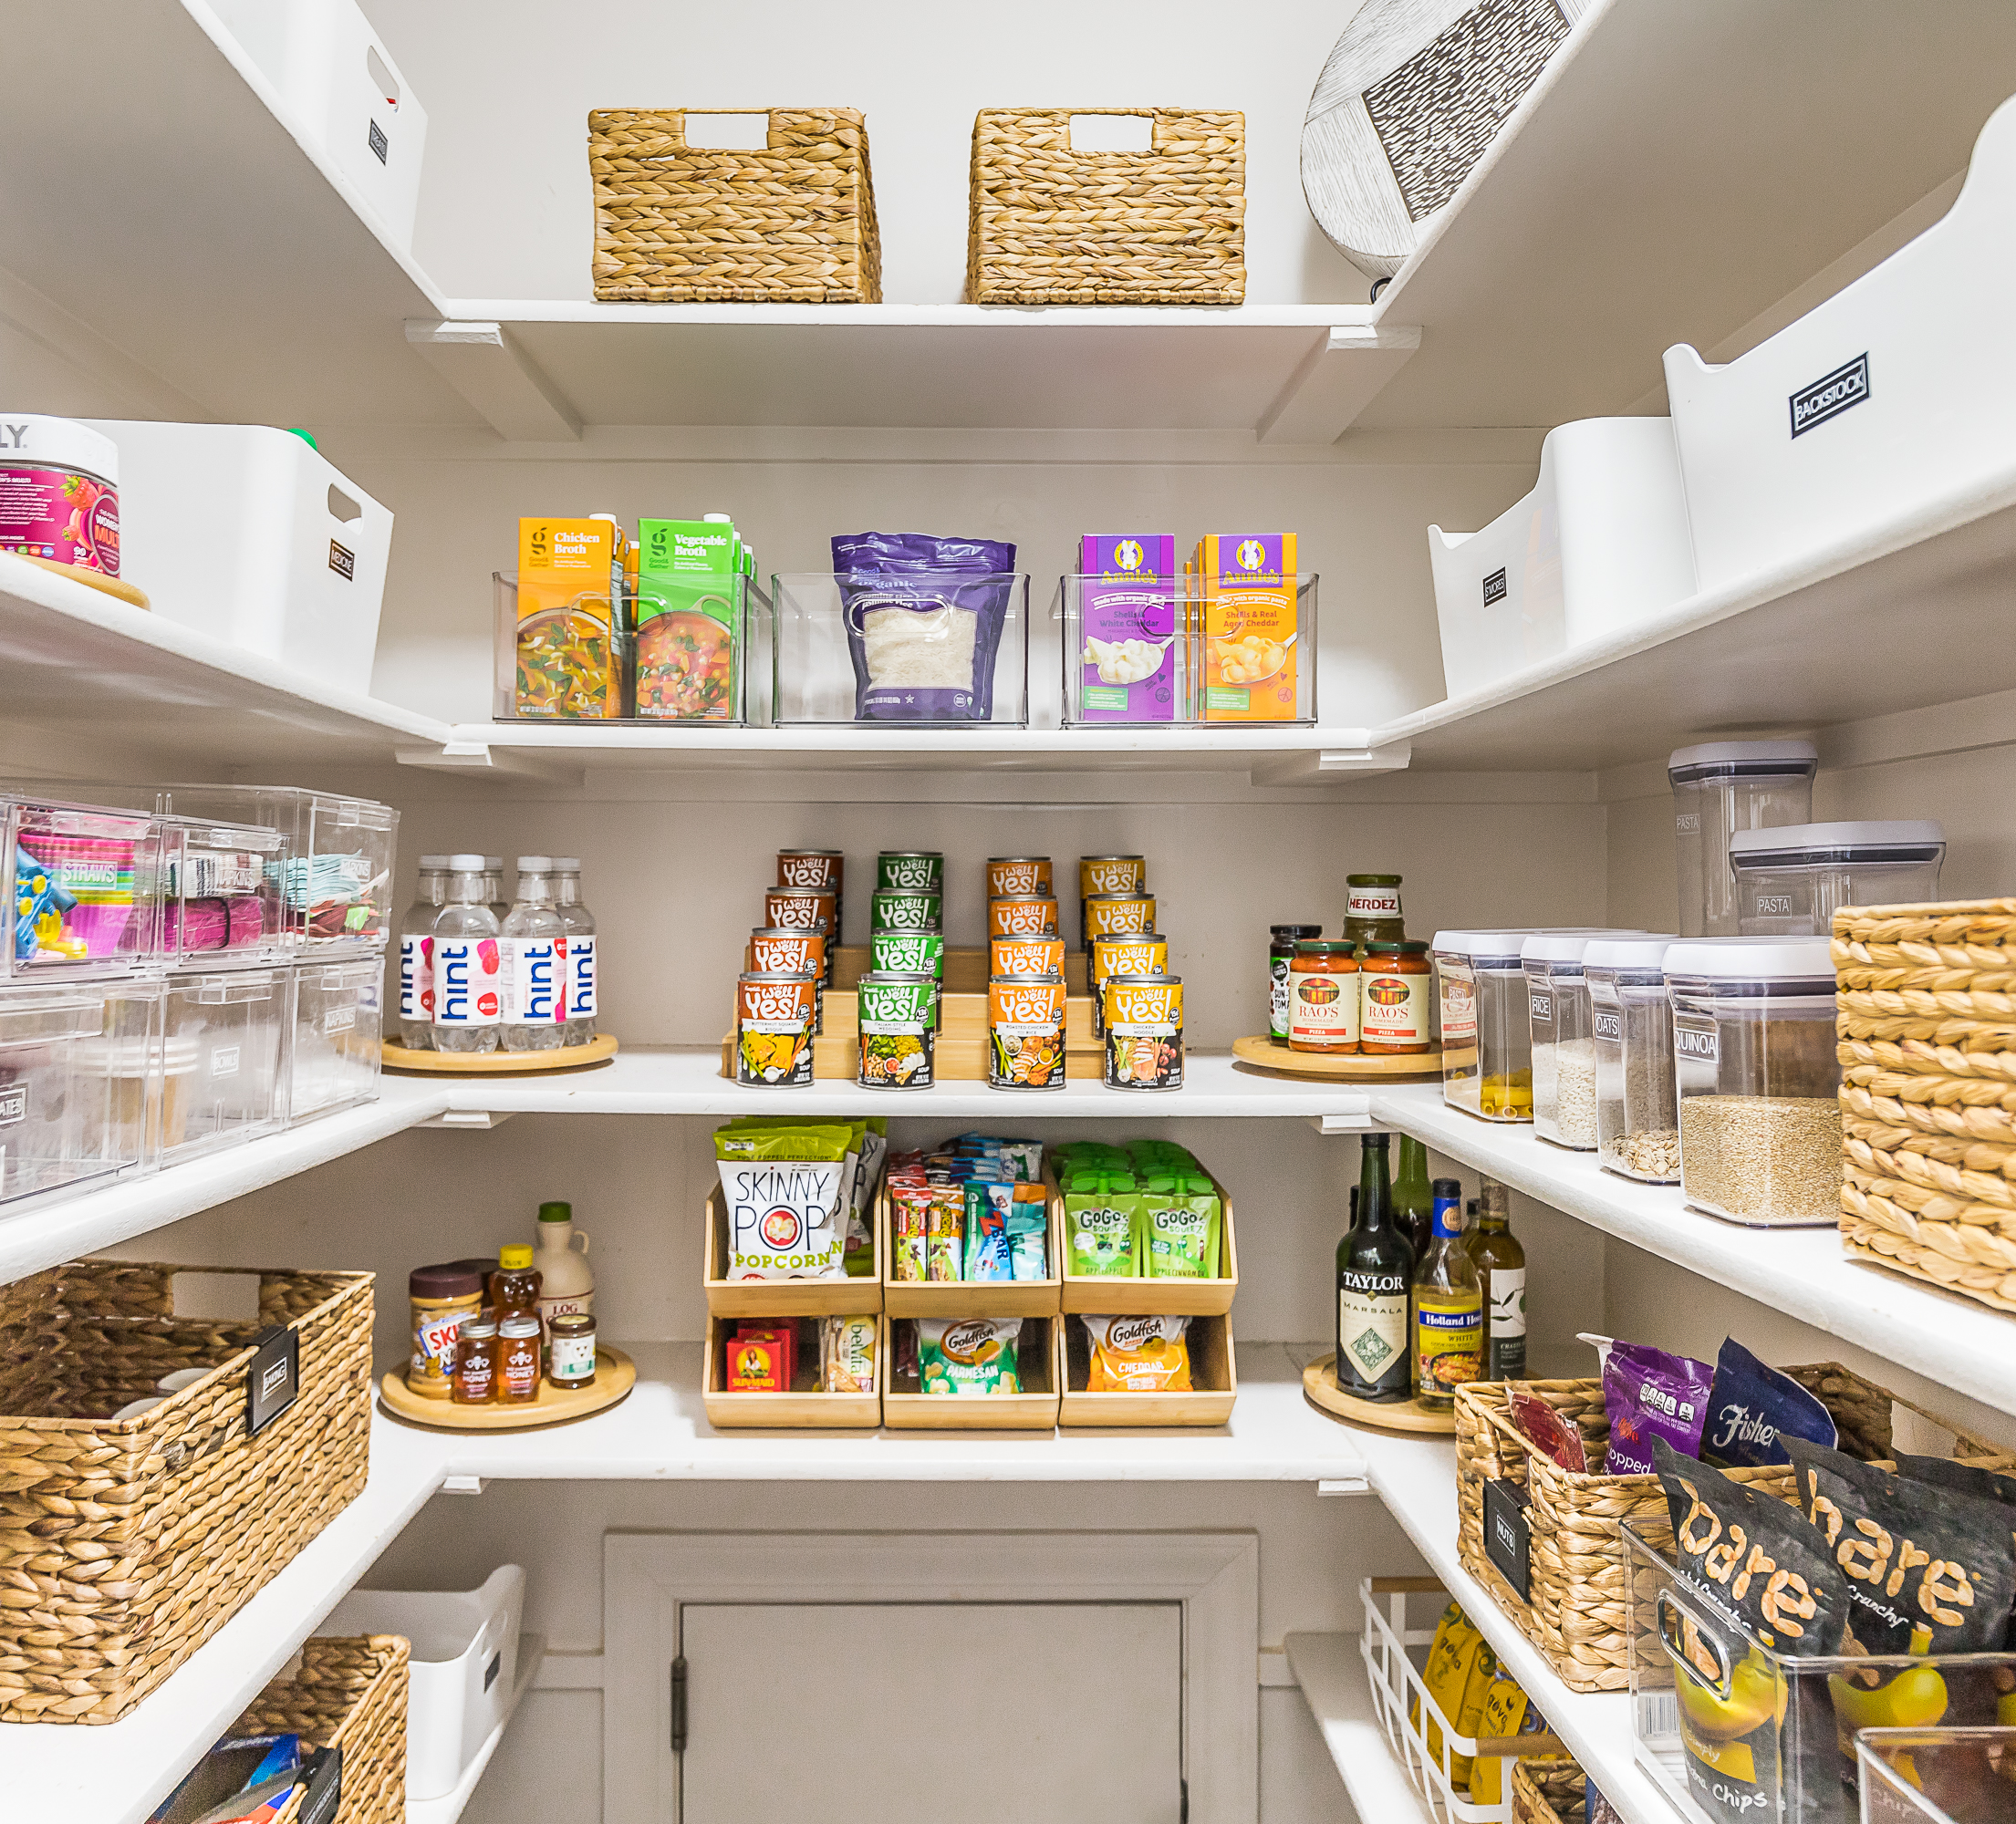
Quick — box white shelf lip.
[405,1634,545,1824]
[451,722,1374,753]
[1281,1632,1434,1824]
[1367,1083,2016,1419]
[444,298,1380,330]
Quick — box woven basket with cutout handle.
[967,107,1245,305]
[0,1260,372,1723]
[589,108,882,303]
[1454,1365,2009,1693]
[235,1634,409,1824]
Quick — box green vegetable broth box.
[635,517,748,721]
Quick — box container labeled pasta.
[504,518,626,719]
[988,974,1065,1091]
[1103,974,1183,1091]
[1089,931,1168,1039]
[857,971,936,1089]
[735,972,816,1087]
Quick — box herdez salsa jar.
[1103,974,1183,1091]
[857,971,936,1089]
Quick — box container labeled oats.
[1585,934,1681,1183]
[1664,937,1842,1226]
[1522,930,1642,1152]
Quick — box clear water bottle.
[501,855,566,1052]
[432,855,502,1054]
[484,856,511,928]
[553,856,598,1046]
[397,855,449,1049]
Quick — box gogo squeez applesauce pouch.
[1652,1436,1854,1824]
[832,532,1017,721]
[715,1124,851,1280]
[1077,535,1179,721]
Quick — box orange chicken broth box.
[1194,534,1298,722]
[514,516,626,720]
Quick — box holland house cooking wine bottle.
[1336,1134,1415,1402]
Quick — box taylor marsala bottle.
[1411,1177,1482,1412]
[1470,1177,1528,1381]
[1335,1134,1415,1402]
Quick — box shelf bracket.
[420,1109,516,1132]
[441,1474,487,1496]
[1256,324,1421,446]
[1316,1477,1371,1496]
[404,318,581,443]
[1249,742,1410,787]
[396,741,586,787]
[1306,1112,1372,1135]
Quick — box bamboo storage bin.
[234,1635,410,1824]
[703,1184,884,1316]
[1511,1756,1586,1824]
[883,1315,1059,1428]
[1454,1365,2006,1693]
[1057,1311,1237,1427]
[880,1173,1064,1318]
[702,1313,883,1430]
[1055,1170,1239,1317]
[967,108,1245,305]
[0,1260,373,1724]
[1834,896,2016,1313]
[589,108,881,303]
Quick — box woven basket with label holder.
[235,1635,410,1824]
[1834,896,2016,1312]
[589,108,882,303]
[1512,1755,1585,1824]
[967,108,1245,305]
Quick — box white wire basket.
[1361,1576,1566,1824]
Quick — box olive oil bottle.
[1336,1134,1414,1402]
[1470,1177,1528,1381]
[1411,1177,1482,1410]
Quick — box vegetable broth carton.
[1076,535,1179,720]
[1193,534,1299,722]
[634,516,744,721]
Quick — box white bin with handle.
[1428,416,1695,701]
[81,420,391,696]
[320,1564,525,1800]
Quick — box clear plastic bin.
[0,979,161,1206]
[1586,935,1681,1183]
[1523,930,1642,1150]
[1668,741,1817,938]
[1433,929,1543,1121]
[769,572,1029,726]
[1053,573,1319,725]
[1730,821,1946,938]
[493,570,631,722]
[5,796,162,980]
[1665,938,1842,1226]
[157,964,287,1163]
[159,815,288,969]
[1856,1728,2016,1823]
[285,958,383,1123]
[1624,1522,2016,1824]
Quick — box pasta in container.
[832,532,1017,720]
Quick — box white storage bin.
[321,1566,525,1800]
[205,0,429,252]
[1427,417,1695,700]
[1664,94,2016,594]
[79,420,392,696]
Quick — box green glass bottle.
[1411,1176,1482,1411]
[1393,1135,1434,1265]
[1470,1177,1528,1381]
[1336,1134,1415,1402]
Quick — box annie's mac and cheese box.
[1193,534,1298,723]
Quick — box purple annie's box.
[1077,534,1178,721]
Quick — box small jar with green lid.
[1358,939,1432,1054]
[1344,875,1406,952]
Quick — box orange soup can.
[1102,975,1182,1091]
[750,927,827,1032]
[991,935,1065,979]
[736,973,817,1087]
[1078,855,1145,948]
[764,888,837,984]
[988,974,1066,1090]
[987,855,1053,898]
[1085,892,1156,945]
[1090,932,1168,1037]
[989,895,1060,938]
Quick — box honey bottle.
[492,1244,543,1321]
[498,1312,543,1404]
[451,1314,500,1404]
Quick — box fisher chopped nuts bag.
[1081,1314,1191,1393]
[1700,1338,1838,1471]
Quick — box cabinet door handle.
[670,1654,688,1753]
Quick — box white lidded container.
[1729,820,1946,937]
[1664,938,1841,1228]
[1585,935,1681,1184]
[1667,740,1817,937]
[205,0,430,252]
[321,1566,525,1799]
[1522,931,1644,1152]
[1664,94,2016,596]
[79,420,393,697]
[1427,418,1696,701]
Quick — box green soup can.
[868,930,945,1030]
[871,886,942,933]
[856,971,937,1089]
[876,851,943,893]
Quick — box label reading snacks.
[989,975,1065,1091]
[857,974,935,1089]
[737,973,816,1086]
[1103,974,1182,1090]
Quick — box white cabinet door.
[678,1601,1183,1822]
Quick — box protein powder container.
[0,414,120,575]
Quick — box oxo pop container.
[1585,936,1681,1184]
[284,958,383,1124]
[4,795,162,980]
[1729,820,1945,938]
[1522,931,1642,1151]
[1431,929,1543,1121]
[155,964,288,1164]
[1668,741,1816,938]
[1665,938,1841,1227]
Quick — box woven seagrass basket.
[1834,896,2016,1312]
[0,1260,373,1723]
[235,1634,409,1824]
[967,108,1245,305]
[589,108,881,303]
[1454,1366,2006,1693]
[1512,1755,1585,1824]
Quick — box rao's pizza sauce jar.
[0,415,120,575]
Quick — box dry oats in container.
[1522,930,1644,1151]
[1585,934,1681,1184]
[1663,937,1843,1226]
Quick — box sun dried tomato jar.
[1357,940,1432,1054]
[1288,940,1360,1054]
[1269,924,1323,1041]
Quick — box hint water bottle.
[484,856,510,928]
[432,855,503,1054]
[553,856,598,1046]
[397,855,448,1049]
[501,855,566,1052]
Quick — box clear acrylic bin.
[769,572,1029,726]
[159,815,288,969]
[1729,822,1947,939]
[1624,1522,2016,1824]
[158,963,287,1164]
[0,979,161,1206]
[1053,573,1318,725]
[1587,936,1682,1183]
[5,796,162,980]
[285,957,383,1123]
[1856,1728,2016,1823]
[494,570,630,722]
[1666,938,1842,1227]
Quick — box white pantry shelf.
[405,1634,545,1824]
[1281,1632,1433,1824]
[1367,1083,2016,1420]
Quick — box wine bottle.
[1470,1177,1528,1381]
[1412,1176,1482,1411]
[1393,1135,1433,1262]
[1336,1134,1414,1402]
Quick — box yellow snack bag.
[1466,1663,1531,1805]
[1412,1602,1484,1774]
[1447,1637,1498,1786]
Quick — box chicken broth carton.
[1196,534,1298,722]
[1077,535,1179,721]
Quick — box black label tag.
[368,119,390,164]
[0,1084,24,1128]
[1484,1477,1532,1601]
[245,1325,299,1436]
[483,1649,503,1692]
[1790,353,1870,437]
[1481,566,1507,607]
[297,1745,343,1824]
[328,539,355,580]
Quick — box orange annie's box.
[1194,534,1298,723]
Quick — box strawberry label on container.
[435,937,502,1027]
[0,462,120,573]
[399,935,433,1020]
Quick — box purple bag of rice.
[1602,1340,1713,1475]
[832,531,1017,721]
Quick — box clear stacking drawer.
[285,958,383,1124]
[160,963,288,1164]
[159,815,288,969]
[0,979,163,1206]
[5,796,162,980]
